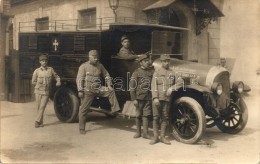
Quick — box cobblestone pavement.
[1,88,260,164]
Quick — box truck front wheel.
[215,99,248,134]
[54,87,79,123]
[170,97,206,144]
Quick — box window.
[35,17,49,31]
[78,8,96,29]
[146,9,180,27]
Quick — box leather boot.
[133,118,141,138]
[150,119,159,145]
[160,121,171,145]
[35,121,40,128]
[79,129,86,134]
[142,117,151,139]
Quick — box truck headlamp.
[232,81,244,93]
[212,82,223,95]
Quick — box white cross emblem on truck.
[53,39,59,51]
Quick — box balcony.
[10,0,33,6]
[18,17,148,32]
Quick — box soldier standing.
[32,54,61,128]
[76,50,120,134]
[150,54,174,145]
[117,35,141,60]
[130,54,153,139]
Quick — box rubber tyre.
[215,99,248,134]
[171,97,206,144]
[54,87,79,123]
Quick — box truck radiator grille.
[213,71,230,109]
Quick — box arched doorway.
[143,1,193,61]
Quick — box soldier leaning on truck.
[130,54,154,140]
[117,35,142,60]
[76,50,120,135]
[150,54,174,145]
[32,54,61,128]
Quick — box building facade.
[3,0,227,101]
[8,0,224,64]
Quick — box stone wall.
[220,0,260,87]
[207,0,223,66]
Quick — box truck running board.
[89,106,122,117]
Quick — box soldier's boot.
[142,117,151,139]
[133,118,141,138]
[79,129,86,134]
[35,121,40,128]
[79,117,87,135]
[160,122,171,145]
[149,119,159,145]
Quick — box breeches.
[152,100,170,122]
[79,87,120,130]
[136,100,152,119]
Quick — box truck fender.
[243,84,251,92]
[166,84,212,96]
[231,81,251,92]
[185,85,212,93]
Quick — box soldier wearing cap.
[150,54,174,145]
[32,54,61,128]
[76,50,120,134]
[129,54,154,139]
[117,35,142,60]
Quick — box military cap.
[89,50,99,56]
[121,35,129,42]
[160,54,171,61]
[138,54,148,62]
[39,54,48,61]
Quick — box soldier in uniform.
[32,54,61,128]
[117,35,142,60]
[150,54,174,145]
[76,50,120,134]
[129,54,153,139]
[220,58,227,69]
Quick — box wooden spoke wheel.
[215,99,248,134]
[54,87,79,123]
[171,97,206,144]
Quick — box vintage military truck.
[19,23,250,144]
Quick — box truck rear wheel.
[170,97,206,144]
[215,99,248,134]
[54,87,79,123]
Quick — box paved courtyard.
[1,87,260,164]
